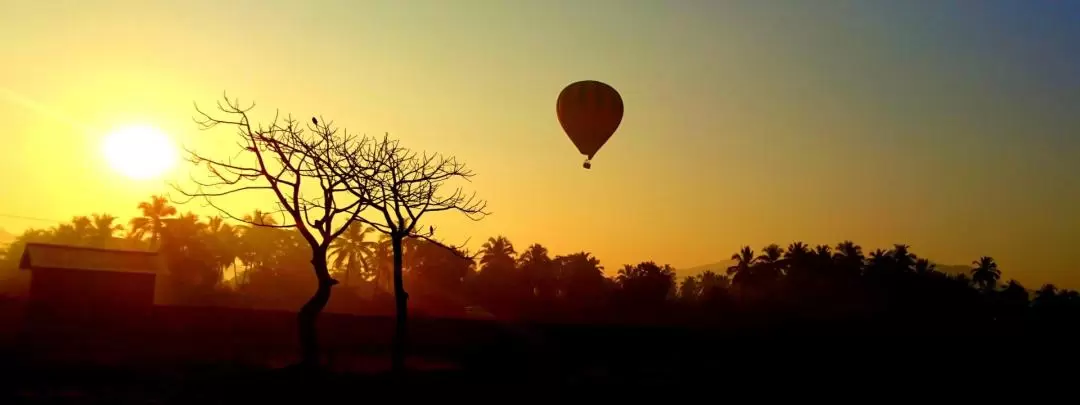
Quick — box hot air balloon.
[556,80,623,169]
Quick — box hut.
[20,243,165,311]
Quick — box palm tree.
[678,276,701,302]
[518,244,555,298]
[970,256,1001,291]
[812,244,834,276]
[756,244,785,281]
[129,195,177,248]
[727,246,756,286]
[90,214,124,244]
[205,216,241,284]
[553,252,605,304]
[370,234,396,292]
[517,244,551,267]
[52,216,94,245]
[889,244,916,273]
[834,240,865,275]
[329,223,377,286]
[914,258,937,275]
[784,242,810,263]
[161,212,208,249]
[698,270,730,297]
[866,249,893,277]
[757,244,784,266]
[479,236,516,272]
[243,209,278,226]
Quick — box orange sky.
[2,1,1078,287]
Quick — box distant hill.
[674,260,734,280]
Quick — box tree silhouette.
[554,252,608,313]
[175,95,370,369]
[90,214,124,243]
[678,275,701,303]
[970,256,1001,291]
[756,243,785,283]
[204,216,241,284]
[14,189,1080,368]
[866,249,892,279]
[783,242,812,281]
[518,243,556,300]
[615,262,676,313]
[471,236,523,312]
[914,258,937,275]
[479,236,517,272]
[329,223,377,286]
[833,240,865,276]
[698,270,731,305]
[53,216,93,246]
[160,212,219,296]
[129,195,178,249]
[335,133,488,372]
[889,244,916,274]
[727,246,757,289]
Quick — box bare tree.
[173,94,369,369]
[337,134,488,372]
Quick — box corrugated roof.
[19,243,165,275]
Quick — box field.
[1,297,1077,402]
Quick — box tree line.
[3,195,1077,328]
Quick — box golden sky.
[2,1,1078,287]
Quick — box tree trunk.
[344,258,351,287]
[391,235,408,373]
[297,250,336,369]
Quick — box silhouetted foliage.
[5,209,1080,330]
[332,133,489,373]
[174,95,372,369]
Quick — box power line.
[0,213,65,224]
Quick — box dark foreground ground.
[1,300,1077,402]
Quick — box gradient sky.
[2,1,1078,287]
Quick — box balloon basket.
[582,159,592,169]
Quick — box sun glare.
[101,125,179,181]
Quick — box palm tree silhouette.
[479,236,516,272]
[727,246,757,286]
[914,258,937,275]
[90,214,124,243]
[970,256,1001,291]
[329,223,377,286]
[889,244,916,273]
[518,244,554,298]
[756,244,785,281]
[243,209,278,226]
[784,242,810,263]
[833,240,865,275]
[205,216,241,284]
[128,195,177,249]
[866,249,892,277]
[52,216,93,245]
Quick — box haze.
[2,0,1078,287]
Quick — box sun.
[101,125,179,180]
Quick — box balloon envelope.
[556,80,623,162]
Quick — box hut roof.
[19,243,163,275]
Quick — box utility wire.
[0,213,66,224]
